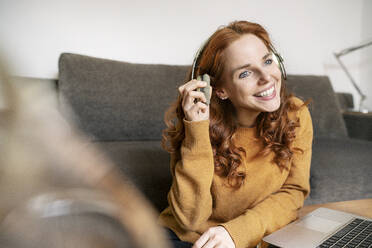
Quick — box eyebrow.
[231,52,272,75]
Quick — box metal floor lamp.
[334,39,372,113]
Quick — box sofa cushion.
[96,141,171,212]
[97,137,372,210]
[58,53,189,141]
[286,75,348,139]
[305,137,372,205]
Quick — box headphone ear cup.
[278,59,287,80]
[271,50,287,80]
[276,54,287,80]
[269,44,287,80]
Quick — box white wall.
[0,0,371,110]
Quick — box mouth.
[253,84,276,100]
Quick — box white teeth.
[256,86,274,97]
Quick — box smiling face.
[216,34,282,126]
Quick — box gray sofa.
[20,53,372,213]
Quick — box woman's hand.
[192,226,235,248]
[178,79,211,122]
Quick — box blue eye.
[239,71,251,79]
[265,59,273,65]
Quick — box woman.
[158,20,313,248]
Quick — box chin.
[261,96,281,113]
[255,82,281,113]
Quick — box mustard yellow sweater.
[158,97,313,248]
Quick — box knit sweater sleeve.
[221,103,313,248]
[167,119,215,231]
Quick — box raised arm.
[167,78,215,231]
[168,119,215,231]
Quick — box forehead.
[223,34,269,68]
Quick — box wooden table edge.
[299,198,372,219]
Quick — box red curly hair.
[162,20,305,189]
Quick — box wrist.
[182,119,211,148]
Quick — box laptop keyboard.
[317,218,372,248]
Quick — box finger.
[182,92,193,111]
[178,83,189,95]
[185,103,207,121]
[178,79,204,95]
[188,102,207,115]
[181,81,196,108]
[182,91,208,112]
[184,98,209,121]
[178,80,196,95]
[193,232,210,248]
[188,90,208,104]
[202,238,219,248]
[184,80,207,94]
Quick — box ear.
[215,88,229,100]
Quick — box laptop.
[263,207,372,248]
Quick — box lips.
[254,86,274,97]
[254,84,275,98]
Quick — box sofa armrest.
[336,92,354,111]
[343,111,372,141]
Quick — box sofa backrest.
[58,53,188,141]
[58,53,348,141]
[285,75,348,139]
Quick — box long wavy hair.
[162,20,305,189]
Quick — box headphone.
[191,38,287,80]
[268,43,287,80]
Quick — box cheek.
[275,82,282,99]
[236,84,257,99]
[273,65,282,79]
[276,79,282,90]
[272,67,282,90]
[225,82,254,104]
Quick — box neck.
[236,109,260,128]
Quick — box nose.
[257,68,271,85]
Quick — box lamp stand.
[334,40,372,113]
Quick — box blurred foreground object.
[0,58,170,248]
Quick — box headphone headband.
[191,39,209,80]
[191,39,287,80]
